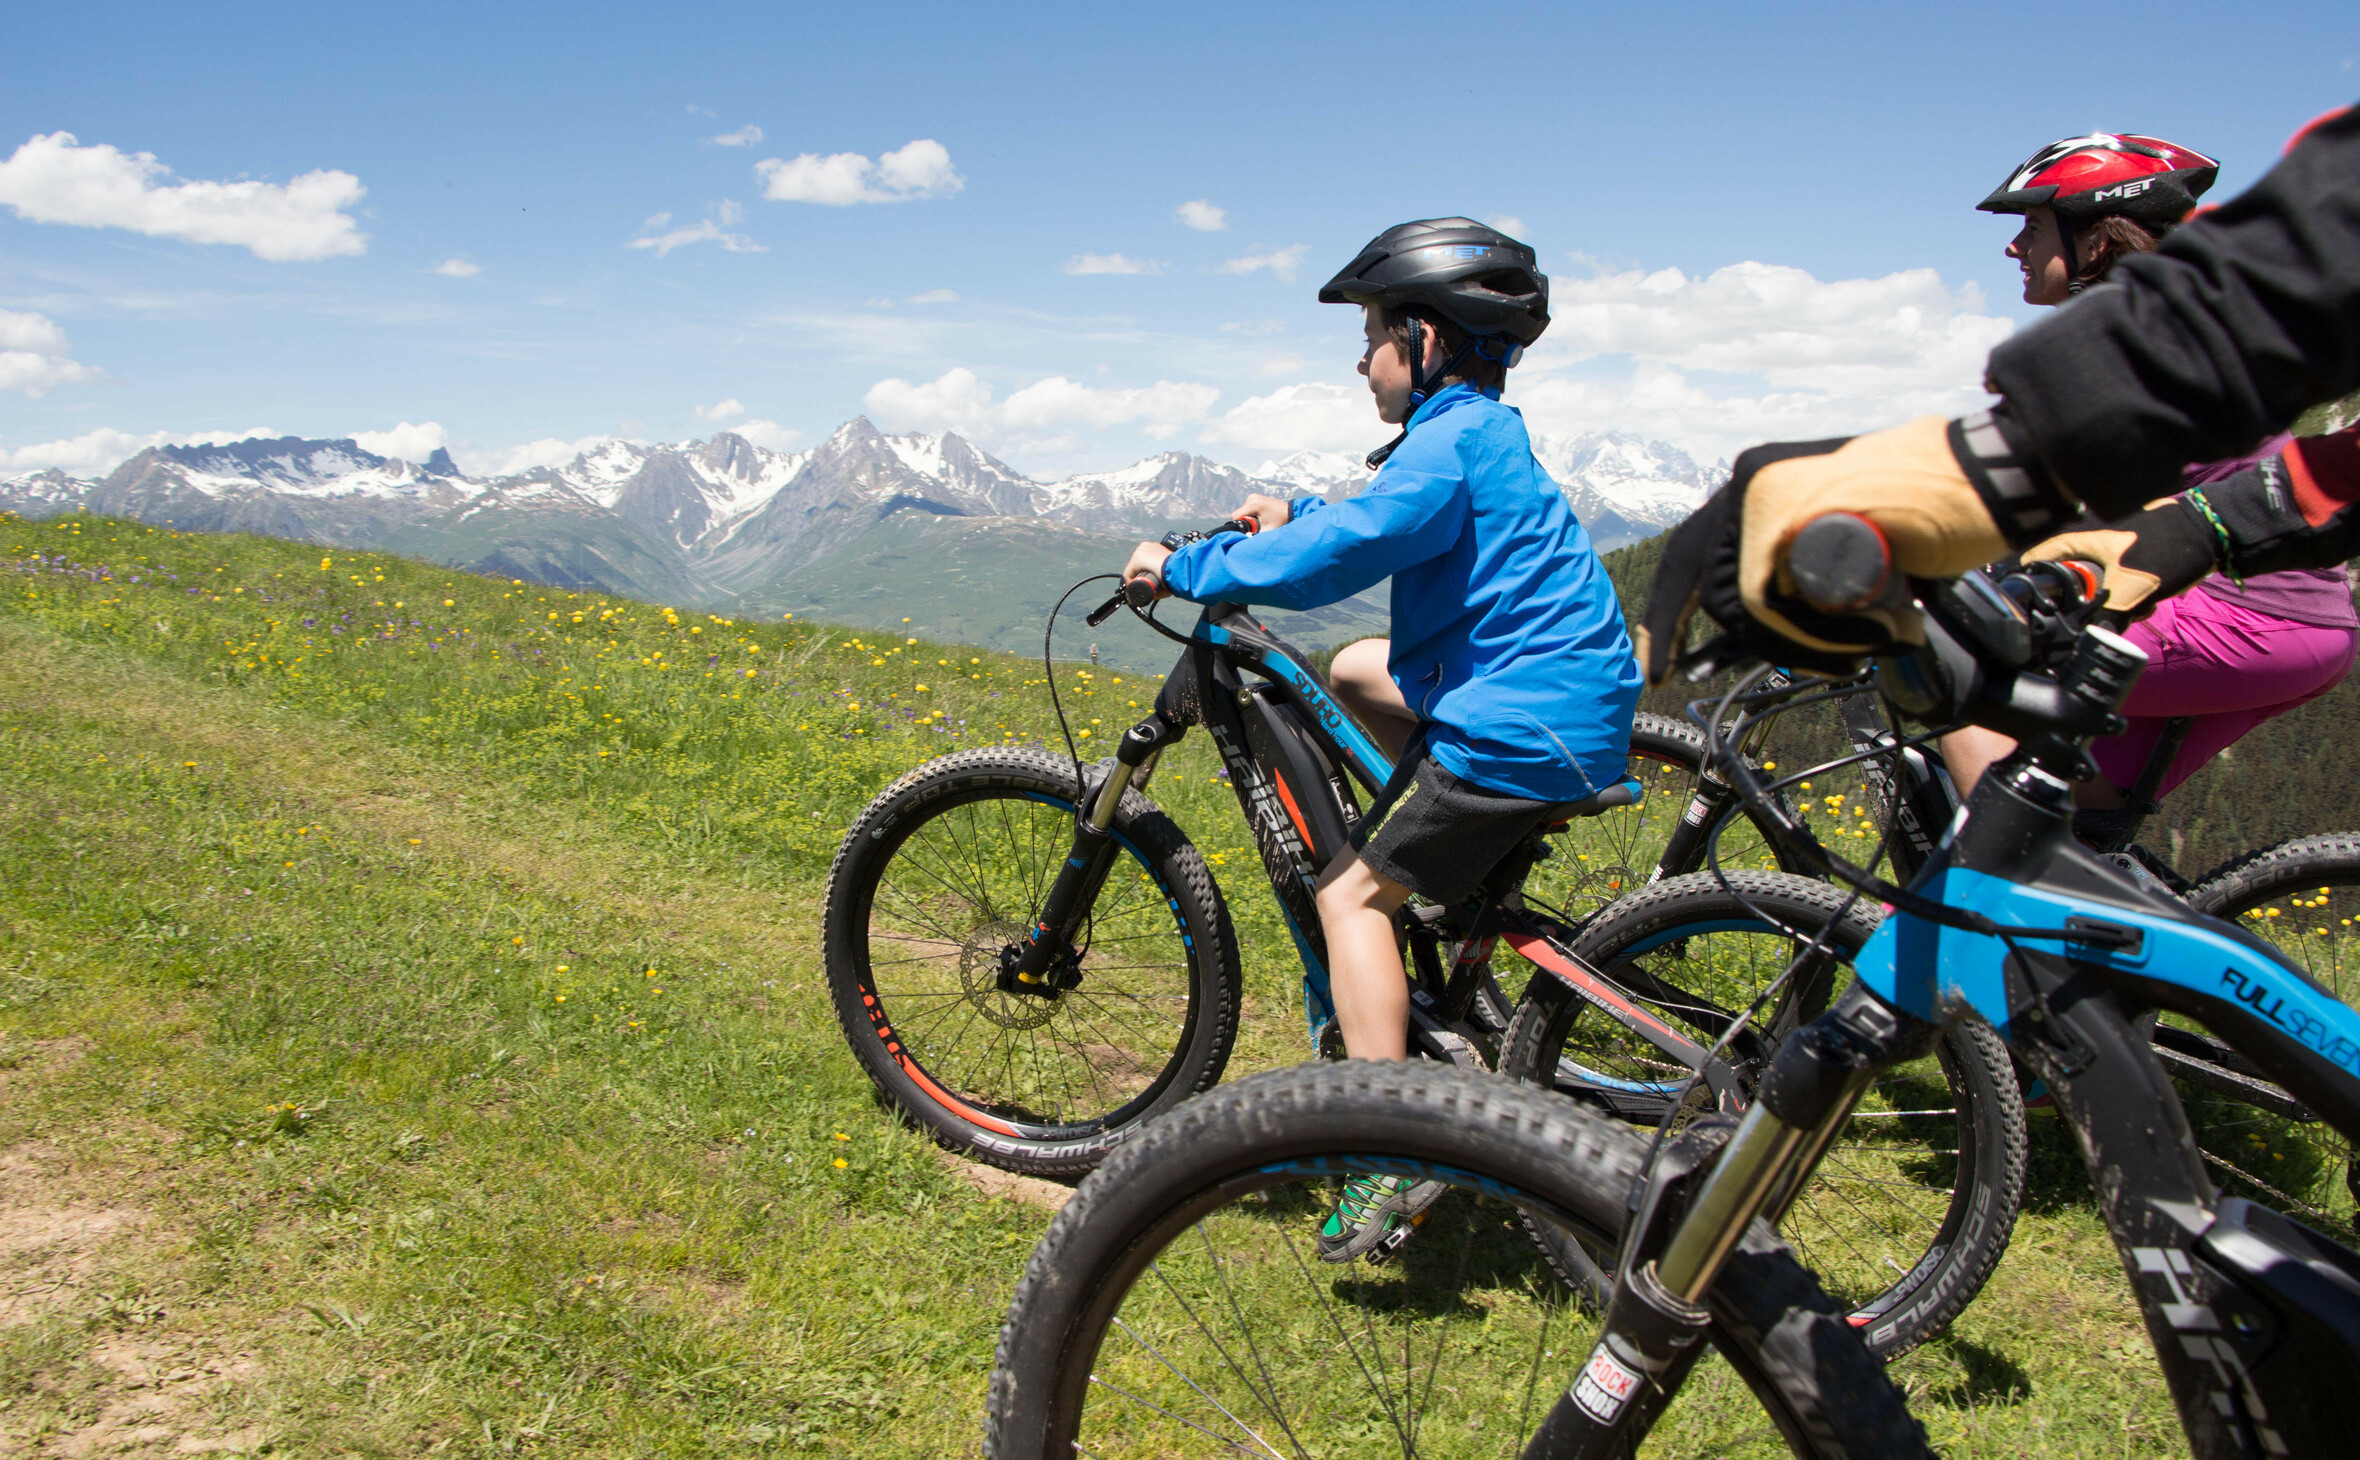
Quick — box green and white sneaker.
[1317,1173,1446,1263]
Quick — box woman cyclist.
[1937,133,2360,821]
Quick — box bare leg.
[1328,637,1418,761]
[1939,725,2123,807]
[1936,726,2016,797]
[1314,847,1414,1060]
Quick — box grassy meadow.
[0,512,2191,1456]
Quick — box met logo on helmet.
[2093,178,2155,202]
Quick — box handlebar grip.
[1786,513,1893,613]
[1124,575,1160,609]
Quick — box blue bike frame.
[1847,759,2360,1458]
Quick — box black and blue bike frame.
[1541,624,2360,1458]
[1003,598,1679,1079]
[1003,600,1392,1047]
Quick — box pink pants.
[2087,590,2360,800]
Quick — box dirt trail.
[0,1044,267,1457]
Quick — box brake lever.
[1083,590,1128,629]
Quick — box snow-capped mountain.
[2,416,1710,627]
[1254,449,1375,503]
[1035,453,1270,533]
[1535,432,1723,547]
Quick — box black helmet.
[1319,218,1550,346]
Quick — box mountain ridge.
[3,416,1715,655]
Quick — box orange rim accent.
[864,990,1026,1138]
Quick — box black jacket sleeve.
[1984,103,2360,519]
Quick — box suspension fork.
[1521,983,1939,1458]
[1655,698,1786,880]
[1005,715,1182,990]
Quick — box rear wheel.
[986,1061,1931,1458]
[1498,871,2027,1356]
[823,748,1240,1177]
[2182,834,2360,1232]
[1526,712,1886,920]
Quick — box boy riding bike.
[1122,217,1642,1259]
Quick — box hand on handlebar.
[2020,496,2221,619]
[1227,493,1292,534]
[1087,518,1257,627]
[1122,540,1175,602]
[1638,417,2019,685]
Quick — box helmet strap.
[2058,214,2084,296]
[1368,316,1482,469]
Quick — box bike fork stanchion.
[1005,716,1181,991]
[1653,680,1790,882]
[1520,983,1939,1458]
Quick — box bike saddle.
[1543,779,1644,826]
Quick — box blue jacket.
[1161,383,1640,801]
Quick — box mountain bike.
[1525,515,2360,1456]
[823,522,2013,1318]
[1674,644,2360,1232]
[822,521,1677,1175]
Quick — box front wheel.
[2181,833,2360,1231]
[823,748,1240,1177]
[987,1062,1931,1458]
[1499,871,2027,1357]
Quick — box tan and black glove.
[2021,496,2223,619]
[1640,414,2075,684]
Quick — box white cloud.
[1486,215,1527,239]
[864,367,1217,446]
[1176,199,1228,232]
[1201,380,1378,454]
[0,307,100,397]
[1063,253,1161,276]
[686,104,717,118]
[1203,259,2012,463]
[0,131,365,262]
[692,397,746,421]
[707,125,765,147]
[907,288,958,304]
[0,424,276,476]
[865,367,994,434]
[755,138,962,205]
[431,258,480,278]
[351,420,450,461]
[483,435,613,476]
[1216,244,1310,283]
[628,205,763,257]
[1512,259,2013,457]
[731,419,802,451]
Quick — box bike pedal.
[1365,1209,1431,1265]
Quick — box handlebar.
[1785,513,1893,612]
[1779,510,2117,726]
[1085,517,1259,628]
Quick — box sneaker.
[1317,1173,1445,1263]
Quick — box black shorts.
[1351,738,1554,905]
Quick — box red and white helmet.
[1977,133,2220,232]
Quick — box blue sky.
[2,0,2354,479]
